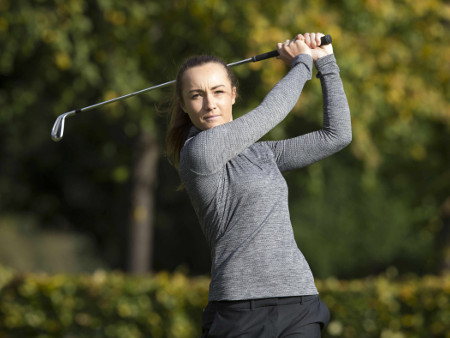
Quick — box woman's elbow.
[337,131,352,150]
[343,131,352,146]
[328,130,352,153]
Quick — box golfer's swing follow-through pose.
[166,32,352,337]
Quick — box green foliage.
[0,0,448,277]
[0,268,449,337]
[318,271,450,338]
[289,157,437,278]
[0,268,210,338]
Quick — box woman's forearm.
[266,54,352,172]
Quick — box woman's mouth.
[204,115,220,121]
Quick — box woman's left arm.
[265,53,352,172]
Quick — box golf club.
[51,35,332,142]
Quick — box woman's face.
[181,62,236,130]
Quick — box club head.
[51,111,77,142]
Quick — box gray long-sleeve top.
[179,54,352,301]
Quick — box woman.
[166,32,351,337]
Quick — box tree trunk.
[128,130,159,274]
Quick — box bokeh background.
[0,0,449,337]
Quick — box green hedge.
[316,274,450,338]
[0,266,449,337]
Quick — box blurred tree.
[0,0,448,278]
[0,0,275,273]
[276,0,450,277]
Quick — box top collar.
[187,125,202,138]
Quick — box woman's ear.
[232,86,237,105]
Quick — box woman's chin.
[196,116,233,130]
[202,120,226,130]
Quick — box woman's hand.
[277,32,333,65]
[277,34,311,65]
[304,32,333,61]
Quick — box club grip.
[252,34,332,62]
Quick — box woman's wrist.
[314,54,338,77]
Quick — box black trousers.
[201,295,330,338]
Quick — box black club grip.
[252,34,332,62]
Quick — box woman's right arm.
[181,37,313,175]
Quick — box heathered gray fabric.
[179,54,352,301]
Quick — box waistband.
[207,295,318,311]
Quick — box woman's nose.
[203,94,216,110]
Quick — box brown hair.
[166,55,237,169]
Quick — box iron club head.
[51,111,77,142]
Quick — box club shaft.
[51,34,332,141]
[78,56,257,113]
[77,80,176,114]
[72,35,332,114]
[79,59,249,114]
